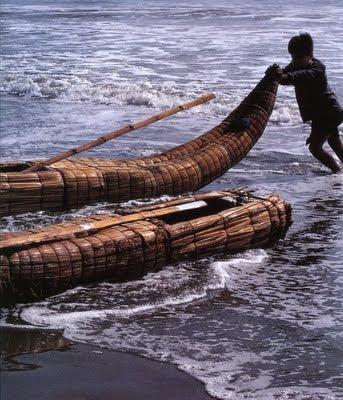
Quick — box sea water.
[1,1,342,399]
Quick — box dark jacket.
[280,58,343,124]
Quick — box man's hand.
[265,63,282,80]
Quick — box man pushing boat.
[266,33,343,173]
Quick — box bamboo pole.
[22,93,215,173]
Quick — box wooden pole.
[22,93,215,173]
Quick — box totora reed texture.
[0,74,278,216]
[0,190,292,301]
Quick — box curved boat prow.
[0,75,278,216]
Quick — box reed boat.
[0,74,278,216]
[0,189,291,301]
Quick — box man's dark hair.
[288,33,313,57]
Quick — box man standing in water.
[267,33,343,173]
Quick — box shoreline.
[1,327,213,400]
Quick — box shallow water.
[1,1,343,399]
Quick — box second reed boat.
[0,189,291,301]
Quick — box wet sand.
[1,328,213,400]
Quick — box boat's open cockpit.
[0,161,46,173]
[157,196,240,225]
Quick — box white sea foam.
[0,73,302,124]
[3,221,342,400]
[0,74,228,114]
[209,249,268,290]
[18,250,268,328]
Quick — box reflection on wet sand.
[1,327,70,371]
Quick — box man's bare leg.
[308,142,341,173]
[328,135,343,163]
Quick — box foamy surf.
[8,246,337,400]
[209,249,268,290]
[6,249,268,333]
[0,73,301,123]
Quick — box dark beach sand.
[1,327,213,400]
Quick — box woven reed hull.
[0,190,292,301]
[0,75,278,216]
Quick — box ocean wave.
[0,73,301,122]
[0,73,227,113]
[0,74,177,106]
[2,244,341,399]
[209,249,268,290]
[14,249,268,330]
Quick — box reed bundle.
[0,189,292,301]
[0,75,278,216]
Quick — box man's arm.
[279,63,294,85]
[282,63,293,73]
[280,63,324,86]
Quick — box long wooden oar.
[22,93,215,173]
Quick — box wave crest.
[0,73,301,123]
